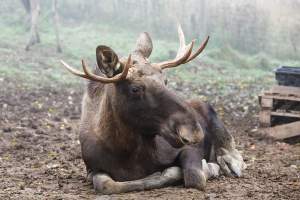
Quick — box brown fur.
[79,54,233,182]
[63,31,244,192]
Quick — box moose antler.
[60,55,131,83]
[154,24,209,69]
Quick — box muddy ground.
[0,78,299,200]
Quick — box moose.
[60,25,246,194]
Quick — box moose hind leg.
[93,167,182,194]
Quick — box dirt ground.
[0,78,299,200]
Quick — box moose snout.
[160,122,204,148]
[177,124,204,145]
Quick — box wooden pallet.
[259,85,300,139]
[260,121,300,140]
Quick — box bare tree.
[289,20,300,54]
[52,0,62,52]
[21,0,62,52]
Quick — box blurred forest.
[56,0,300,60]
[0,0,300,86]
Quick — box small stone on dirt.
[3,127,12,132]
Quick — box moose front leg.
[179,146,220,190]
[189,101,246,177]
[208,111,247,177]
[92,167,182,194]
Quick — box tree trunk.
[25,0,40,51]
[20,0,31,13]
[52,0,62,52]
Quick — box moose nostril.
[181,137,190,144]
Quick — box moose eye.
[131,86,139,93]
[128,84,144,97]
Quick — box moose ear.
[96,45,120,78]
[133,32,153,58]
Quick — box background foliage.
[0,0,299,89]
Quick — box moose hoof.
[162,166,182,181]
[201,159,220,178]
[183,168,206,190]
[93,174,118,194]
[183,160,220,191]
[217,148,246,177]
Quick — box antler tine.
[177,23,186,58]
[183,36,209,64]
[155,24,209,70]
[60,60,89,79]
[60,56,131,84]
[81,55,131,83]
[120,54,131,79]
[156,41,194,70]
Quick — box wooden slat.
[261,94,300,102]
[261,97,273,108]
[265,85,300,98]
[259,86,300,128]
[259,110,271,127]
[261,121,300,139]
[271,111,300,118]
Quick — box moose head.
[60,25,209,148]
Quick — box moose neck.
[98,84,154,154]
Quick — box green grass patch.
[0,18,299,93]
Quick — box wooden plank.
[261,94,300,102]
[261,121,300,139]
[261,97,273,108]
[258,95,262,104]
[259,110,271,127]
[265,85,300,98]
[271,111,300,118]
